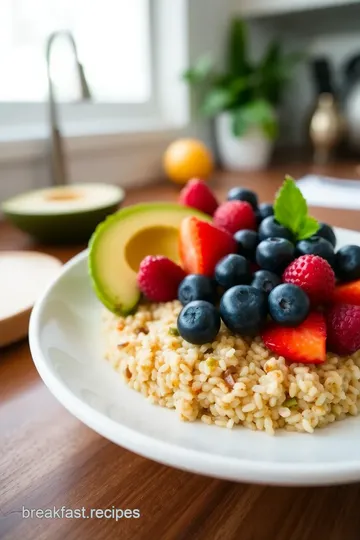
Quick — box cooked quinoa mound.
[102,300,360,435]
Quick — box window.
[0,0,151,103]
[0,0,189,148]
[0,0,179,139]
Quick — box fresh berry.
[261,312,326,364]
[220,285,268,336]
[256,203,274,225]
[179,216,236,277]
[234,229,259,261]
[178,274,215,306]
[256,238,295,274]
[251,270,281,295]
[316,222,336,248]
[332,279,360,306]
[268,284,310,327]
[296,236,335,266]
[227,187,258,210]
[258,203,274,221]
[179,178,219,216]
[137,256,186,302]
[215,254,251,289]
[177,300,220,344]
[213,201,256,235]
[326,304,360,355]
[283,255,335,305]
[258,216,293,242]
[335,245,360,281]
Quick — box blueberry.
[258,216,293,242]
[234,229,259,261]
[256,238,295,274]
[220,285,268,336]
[296,236,335,266]
[257,203,274,225]
[335,245,360,281]
[316,222,336,248]
[178,274,216,306]
[268,284,310,327]
[227,187,258,210]
[251,270,281,295]
[215,254,251,289]
[177,300,220,345]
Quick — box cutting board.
[0,252,62,348]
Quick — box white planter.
[215,112,274,171]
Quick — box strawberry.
[283,255,335,305]
[332,279,360,306]
[179,178,219,216]
[213,201,256,235]
[326,303,360,355]
[137,256,186,302]
[261,312,327,364]
[179,216,237,276]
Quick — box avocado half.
[2,183,124,244]
[89,202,212,315]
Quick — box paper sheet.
[297,175,360,210]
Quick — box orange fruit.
[163,138,213,184]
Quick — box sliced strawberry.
[261,312,327,364]
[332,279,360,306]
[179,216,237,276]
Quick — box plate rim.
[29,228,360,486]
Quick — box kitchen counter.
[2,165,360,540]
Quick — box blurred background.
[1,0,360,203]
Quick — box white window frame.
[0,0,191,153]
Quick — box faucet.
[45,30,92,187]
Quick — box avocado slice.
[88,202,211,315]
[2,183,124,244]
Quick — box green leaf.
[261,41,282,72]
[231,108,250,137]
[274,176,319,239]
[227,19,250,77]
[274,176,308,234]
[230,99,278,139]
[297,217,320,240]
[201,87,235,117]
[262,117,279,140]
[182,55,213,84]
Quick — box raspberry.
[213,201,256,234]
[137,256,186,302]
[326,304,360,355]
[283,255,335,305]
[179,178,218,216]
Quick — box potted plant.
[183,19,302,171]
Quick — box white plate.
[29,227,360,486]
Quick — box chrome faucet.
[45,31,92,186]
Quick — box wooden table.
[2,165,360,540]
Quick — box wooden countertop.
[2,165,360,540]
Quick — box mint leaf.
[297,216,319,240]
[274,175,307,234]
[274,175,319,241]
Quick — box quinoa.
[102,300,360,435]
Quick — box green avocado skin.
[88,202,212,316]
[3,203,121,244]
